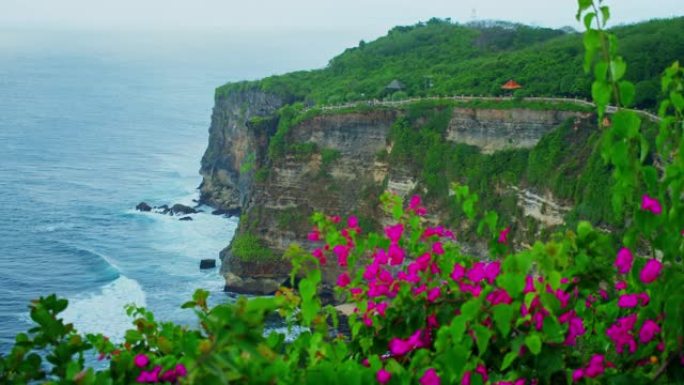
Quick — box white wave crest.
[61,276,146,341]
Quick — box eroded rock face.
[199,88,283,210]
[446,108,590,153]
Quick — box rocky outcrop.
[199,88,284,210]
[200,96,591,295]
[511,186,570,227]
[446,108,588,153]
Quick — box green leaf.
[594,61,608,82]
[583,12,596,30]
[450,316,467,343]
[461,299,481,321]
[542,316,565,344]
[610,58,626,81]
[473,324,492,356]
[525,334,542,355]
[599,6,611,26]
[492,304,514,336]
[592,80,611,109]
[501,351,518,371]
[619,81,635,107]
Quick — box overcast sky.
[2,0,683,35]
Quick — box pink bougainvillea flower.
[389,337,412,356]
[427,314,439,329]
[640,259,663,283]
[486,288,512,306]
[330,215,341,223]
[307,229,321,242]
[615,281,627,291]
[638,293,650,306]
[333,245,349,267]
[484,261,501,284]
[413,284,427,296]
[599,288,609,300]
[374,248,389,265]
[523,275,535,294]
[475,364,489,382]
[336,272,351,288]
[175,363,187,377]
[420,368,441,385]
[134,354,149,368]
[641,194,662,215]
[615,247,634,274]
[584,354,605,378]
[618,294,640,308]
[136,366,162,383]
[427,287,441,303]
[378,269,393,284]
[347,216,359,229]
[498,227,511,244]
[388,244,405,266]
[432,242,445,255]
[451,263,466,282]
[554,289,571,308]
[459,282,482,297]
[384,224,404,243]
[572,368,584,382]
[466,262,486,283]
[363,262,379,281]
[607,314,638,354]
[312,248,326,265]
[409,195,421,210]
[160,369,177,383]
[376,369,391,384]
[461,371,472,385]
[559,310,586,346]
[639,320,661,343]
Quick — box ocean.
[0,28,352,353]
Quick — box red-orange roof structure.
[501,80,522,90]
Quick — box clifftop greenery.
[216,17,683,110]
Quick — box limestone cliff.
[199,89,593,295]
[199,88,283,210]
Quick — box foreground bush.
[1,1,683,384]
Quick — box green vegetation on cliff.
[217,18,684,110]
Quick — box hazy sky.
[2,0,683,35]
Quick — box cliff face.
[199,89,283,210]
[446,108,585,153]
[200,90,591,295]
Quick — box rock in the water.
[170,204,197,215]
[135,202,152,212]
[200,259,216,269]
[179,216,193,221]
[156,204,170,214]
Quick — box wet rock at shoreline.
[135,202,152,212]
[200,259,216,269]
[179,216,193,221]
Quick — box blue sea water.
[0,29,351,353]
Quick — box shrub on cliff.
[1,2,684,384]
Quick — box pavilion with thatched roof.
[385,79,405,92]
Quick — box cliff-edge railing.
[308,95,661,122]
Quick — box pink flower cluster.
[389,329,429,356]
[134,354,187,383]
[573,354,606,382]
[641,194,662,215]
[614,247,663,284]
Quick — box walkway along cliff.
[198,89,634,297]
